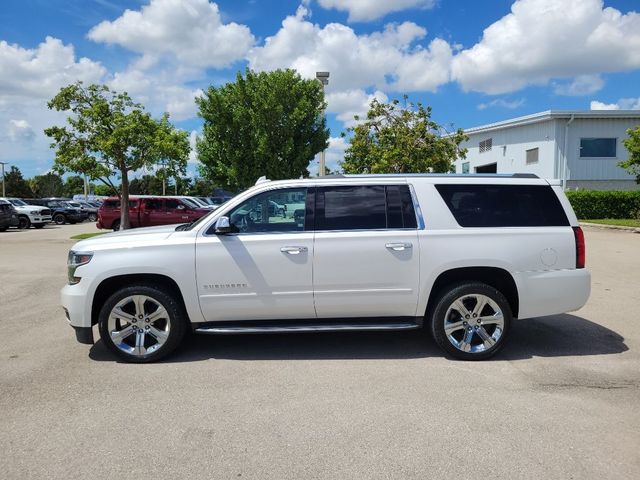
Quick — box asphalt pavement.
[0,223,638,479]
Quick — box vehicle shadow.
[88,313,628,363]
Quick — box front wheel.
[18,216,30,229]
[98,285,187,363]
[88,213,97,222]
[429,282,512,360]
[53,214,66,225]
[111,220,120,231]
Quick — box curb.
[580,222,640,233]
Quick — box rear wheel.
[53,213,66,225]
[18,216,30,229]
[98,284,187,363]
[429,282,512,360]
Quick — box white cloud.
[8,120,36,142]
[452,0,640,94]
[247,6,452,94]
[310,136,348,175]
[590,97,640,110]
[326,89,388,126]
[88,0,254,68]
[0,36,105,99]
[188,130,199,164]
[109,67,203,121]
[553,74,604,96]
[0,37,106,167]
[477,98,525,110]
[317,0,436,22]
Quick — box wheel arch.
[91,273,190,326]
[425,267,519,319]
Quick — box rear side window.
[316,185,417,230]
[435,184,569,227]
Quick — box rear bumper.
[516,268,591,319]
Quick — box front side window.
[226,188,307,234]
[580,138,616,158]
[165,199,182,210]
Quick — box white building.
[454,110,640,190]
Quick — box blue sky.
[1,0,639,178]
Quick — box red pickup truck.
[97,196,211,231]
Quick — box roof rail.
[255,176,271,185]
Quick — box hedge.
[566,190,640,219]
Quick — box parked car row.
[0,197,103,230]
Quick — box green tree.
[45,82,190,229]
[621,126,640,183]
[4,166,32,198]
[129,175,164,195]
[341,96,468,174]
[30,172,64,198]
[197,68,329,191]
[63,175,85,198]
[190,177,217,196]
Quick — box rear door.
[312,184,421,318]
[140,198,165,226]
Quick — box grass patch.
[582,219,640,228]
[70,232,106,240]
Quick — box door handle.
[385,242,412,251]
[280,246,308,255]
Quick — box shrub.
[566,190,640,219]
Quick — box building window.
[526,147,539,165]
[462,162,470,174]
[580,138,616,158]
[479,138,492,153]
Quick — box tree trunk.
[120,169,130,230]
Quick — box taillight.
[572,226,585,269]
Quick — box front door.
[312,184,421,318]
[196,187,315,322]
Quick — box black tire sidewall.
[98,284,187,363]
[54,214,66,225]
[112,221,120,231]
[430,282,512,361]
[19,216,30,229]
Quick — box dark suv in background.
[25,198,86,225]
[0,199,19,231]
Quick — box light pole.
[316,71,329,177]
[0,162,7,197]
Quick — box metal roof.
[463,110,640,135]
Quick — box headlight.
[68,251,93,285]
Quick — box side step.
[193,318,422,335]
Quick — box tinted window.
[165,199,181,210]
[580,138,616,158]
[225,188,307,233]
[435,184,569,227]
[144,199,163,210]
[316,186,386,230]
[385,185,417,229]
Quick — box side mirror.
[214,216,233,234]
[176,204,186,210]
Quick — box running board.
[193,318,422,335]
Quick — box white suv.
[61,174,590,362]
[0,197,52,229]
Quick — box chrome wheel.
[444,293,505,354]
[107,295,170,357]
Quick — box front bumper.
[31,215,52,224]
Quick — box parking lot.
[0,223,638,479]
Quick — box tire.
[111,220,121,231]
[53,213,66,225]
[33,223,45,229]
[429,282,512,360]
[18,216,30,229]
[88,213,97,222]
[98,284,187,363]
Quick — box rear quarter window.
[435,184,569,227]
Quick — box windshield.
[9,199,28,206]
[67,202,81,207]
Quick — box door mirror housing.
[214,216,233,234]
[176,204,186,210]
